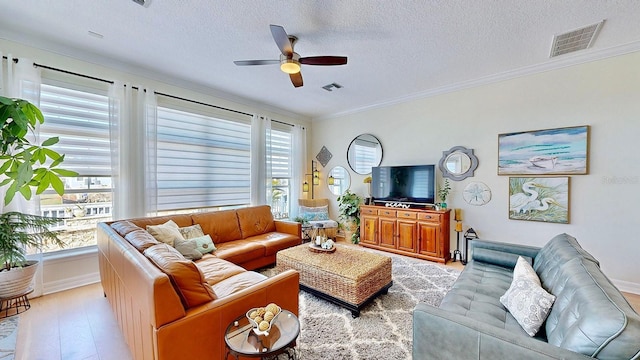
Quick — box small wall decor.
[498,125,589,175]
[316,146,333,167]
[462,182,492,206]
[509,177,569,224]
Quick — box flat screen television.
[371,164,436,206]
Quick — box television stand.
[359,205,450,263]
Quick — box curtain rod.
[2,55,302,127]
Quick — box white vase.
[0,260,38,298]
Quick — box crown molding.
[314,41,640,122]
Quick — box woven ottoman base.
[276,244,392,317]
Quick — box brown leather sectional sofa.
[97,205,301,360]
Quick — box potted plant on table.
[437,178,451,210]
[337,189,362,244]
[0,96,77,298]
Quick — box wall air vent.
[550,20,604,58]
[132,0,151,7]
[322,83,343,92]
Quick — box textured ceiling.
[1,1,640,120]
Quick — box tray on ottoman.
[276,244,392,317]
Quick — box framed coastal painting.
[498,125,589,175]
[509,177,569,224]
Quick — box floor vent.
[550,20,604,57]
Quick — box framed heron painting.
[509,177,569,223]
[498,125,589,175]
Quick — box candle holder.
[452,209,463,262]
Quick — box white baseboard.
[43,272,100,295]
[613,279,640,295]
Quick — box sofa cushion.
[146,220,186,247]
[544,257,640,359]
[244,232,301,256]
[192,209,242,244]
[195,256,246,286]
[439,261,527,336]
[191,234,216,254]
[178,224,205,239]
[143,243,216,309]
[533,234,599,292]
[125,229,161,252]
[213,240,265,264]
[500,257,555,336]
[236,205,276,239]
[211,271,267,299]
[111,220,142,237]
[173,237,203,261]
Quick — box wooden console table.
[359,205,451,263]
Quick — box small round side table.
[224,309,300,359]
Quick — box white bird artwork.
[521,198,561,214]
[509,182,544,214]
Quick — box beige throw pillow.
[173,237,203,261]
[146,220,185,247]
[179,224,206,239]
[500,256,556,336]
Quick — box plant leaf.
[49,173,65,195]
[36,172,51,195]
[41,136,59,147]
[19,184,32,200]
[51,168,79,177]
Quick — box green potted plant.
[0,96,77,298]
[437,178,451,210]
[337,189,362,244]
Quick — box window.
[353,140,378,174]
[37,82,112,253]
[155,107,251,213]
[268,126,292,219]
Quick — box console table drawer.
[361,207,377,216]
[397,211,417,219]
[417,213,442,222]
[378,209,397,217]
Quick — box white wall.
[311,51,640,293]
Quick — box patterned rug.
[0,316,18,360]
[260,250,460,359]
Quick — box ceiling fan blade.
[299,56,348,66]
[234,60,280,66]
[290,72,303,88]
[270,24,293,56]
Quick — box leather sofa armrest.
[155,269,300,360]
[275,220,302,238]
[413,303,591,360]
[470,239,540,268]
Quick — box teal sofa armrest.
[470,239,540,268]
[412,303,591,360]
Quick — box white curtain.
[143,89,158,216]
[290,125,306,218]
[251,115,272,206]
[109,83,157,219]
[0,57,42,215]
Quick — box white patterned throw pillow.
[500,256,556,336]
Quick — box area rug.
[260,251,460,359]
[0,316,19,360]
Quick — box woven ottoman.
[276,244,392,317]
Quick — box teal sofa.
[413,234,640,359]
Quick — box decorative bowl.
[246,304,281,335]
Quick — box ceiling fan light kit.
[234,24,347,87]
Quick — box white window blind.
[269,128,292,178]
[38,83,111,176]
[156,107,251,211]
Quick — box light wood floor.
[15,262,640,360]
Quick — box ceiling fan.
[234,24,348,88]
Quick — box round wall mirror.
[327,166,350,196]
[438,146,479,181]
[347,134,383,175]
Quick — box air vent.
[322,83,343,92]
[550,20,604,57]
[132,0,151,7]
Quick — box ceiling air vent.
[550,20,604,57]
[132,0,151,7]
[322,83,343,92]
